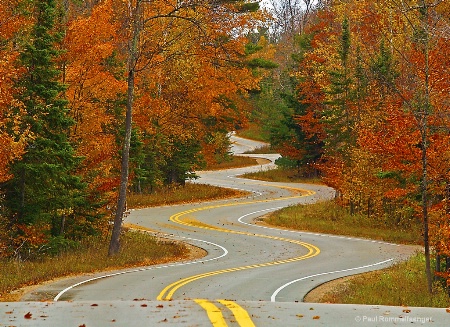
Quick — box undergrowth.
[0,230,188,301]
[318,253,450,307]
[127,183,247,209]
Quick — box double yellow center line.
[194,299,255,327]
[156,184,320,325]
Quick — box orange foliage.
[0,0,269,253]
[0,0,33,183]
[292,1,450,280]
[63,0,126,204]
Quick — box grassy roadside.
[205,155,259,170]
[0,230,194,302]
[262,200,421,245]
[242,167,322,184]
[315,253,449,307]
[235,124,269,142]
[246,168,450,307]
[127,183,247,208]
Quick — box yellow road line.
[195,299,257,327]
[157,185,320,300]
[218,300,256,327]
[157,241,319,300]
[194,299,228,327]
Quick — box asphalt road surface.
[4,136,449,326]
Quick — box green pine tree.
[3,0,88,246]
[370,39,399,92]
[323,17,355,157]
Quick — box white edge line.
[270,258,394,302]
[237,208,400,246]
[53,237,228,302]
[234,209,399,303]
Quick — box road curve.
[9,136,447,326]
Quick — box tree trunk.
[417,0,432,294]
[108,2,141,256]
[422,127,432,293]
[60,216,66,235]
[434,254,440,282]
[447,257,450,296]
[108,68,134,256]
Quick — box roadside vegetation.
[317,253,450,308]
[204,155,259,170]
[241,167,321,184]
[235,124,269,142]
[127,182,247,208]
[0,230,191,302]
[247,167,449,307]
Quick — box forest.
[0,0,449,292]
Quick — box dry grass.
[235,124,269,142]
[241,168,322,184]
[319,253,450,307]
[205,155,259,170]
[127,183,247,209]
[0,230,189,301]
[243,145,278,154]
[263,201,421,245]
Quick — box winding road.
[4,136,449,326]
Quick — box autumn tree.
[252,0,449,292]
[394,0,450,292]
[267,0,315,40]
[62,0,127,232]
[108,0,262,255]
[269,56,324,177]
[0,0,94,258]
[291,0,449,292]
[0,0,31,185]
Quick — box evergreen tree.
[370,39,399,92]
[323,17,355,156]
[163,138,203,186]
[257,32,323,176]
[3,0,88,248]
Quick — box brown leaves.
[24,312,32,319]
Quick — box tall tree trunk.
[108,1,141,256]
[421,1,433,293]
[108,68,134,256]
[421,119,432,293]
[447,257,450,296]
